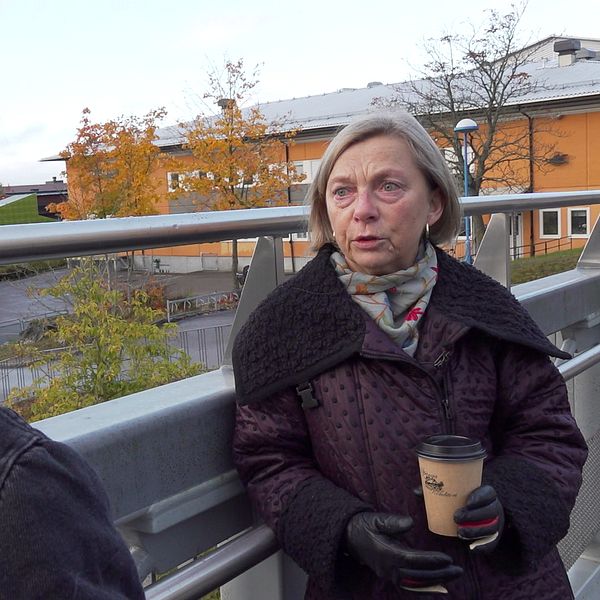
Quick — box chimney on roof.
[217,98,236,111]
[554,39,581,67]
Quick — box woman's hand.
[454,485,505,553]
[344,512,463,590]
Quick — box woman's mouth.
[352,236,383,249]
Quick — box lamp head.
[454,118,479,133]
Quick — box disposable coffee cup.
[416,435,486,537]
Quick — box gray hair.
[307,112,461,250]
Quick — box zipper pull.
[433,350,450,368]
[442,396,454,422]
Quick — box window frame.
[567,207,590,238]
[283,231,310,241]
[539,208,561,239]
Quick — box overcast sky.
[1,0,598,185]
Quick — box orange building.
[59,36,600,273]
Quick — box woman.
[232,113,587,599]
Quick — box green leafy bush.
[7,260,202,420]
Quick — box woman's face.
[325,134,443,275]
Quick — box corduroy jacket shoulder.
[232,244,569,405]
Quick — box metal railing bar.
[144,524,278,600]
[2,191,600,265]
[513,269,600,336]
[559,344,600,381]
[462,190,600,216]
[0,207,307,265]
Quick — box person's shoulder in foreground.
[0,406,144,600]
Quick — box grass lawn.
[510,248,583,285]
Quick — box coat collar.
[232,244,569,405]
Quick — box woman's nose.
[353,190,378,221]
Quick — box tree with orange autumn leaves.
[171,59,305,286]
[50,107,167,219]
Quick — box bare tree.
[376,3,560,247]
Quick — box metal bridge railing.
[2,190,600,600]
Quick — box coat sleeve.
[484,342,588,572]
[233,389,371,591]
[0,438,145,599]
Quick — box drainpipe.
[285,143,292,205]
[519,108,536,257]
[284,143,296,273]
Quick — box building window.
[568,208,589,237]
[540,209,561,238]
[167,172,180,192]
[293,161,304,177]
[441,146,474,176]
[441,148,460,174]
[167,170,209,192]
[293,159,321,184]
[284,231,309,241]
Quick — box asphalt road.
[0,269,70,325]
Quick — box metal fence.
[166,292,239,322]
[0,310,68,344]
[0,324,232,402]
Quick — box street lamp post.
[454,118,479,264]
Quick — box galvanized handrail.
[559,343,600,381]
[144,525,278,600]
[2,190,600,265]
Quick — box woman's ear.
[427,189,444,226]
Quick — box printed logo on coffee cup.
[423,470,457,497]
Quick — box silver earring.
[425,223,430,240]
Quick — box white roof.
[156,54,600,148]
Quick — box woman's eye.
[334,188,348,198]
[382,182,399,192]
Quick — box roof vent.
[367,81,383,88]
[554,39,581,67]
[576,48,599,61]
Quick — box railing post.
[222,236,285,365]
[473,213,511,287]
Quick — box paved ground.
[0,269,238,321]
[0,269,70,325]
[146,270,237,300]
[0,268,240,343]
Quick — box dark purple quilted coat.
[232,245,587,600]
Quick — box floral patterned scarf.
[331,242,438,356]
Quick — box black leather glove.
[454,485,505,554]
[344,512,463,590]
